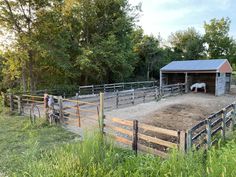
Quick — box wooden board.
[22,99,44,104]
[62,98,98,106]
[138,143,167,158]
[138,133,177,148]
[112,117,133,126]
[105,132,132,145]
[105,124,133,136]
[22,95,44,99]
[139,123,178,137]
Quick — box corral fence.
[103,117,185,158]
[1,92,100,129]
[1,83,185,128]
[77,83,186,111]
[187,102,236,150]
[3,83,235,157]
[100,101,236,156]
[78,81,158,95]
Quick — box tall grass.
[19,133,236,177]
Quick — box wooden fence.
[78,81,158,95]
[2,86,235,158]
[187,102,236,150]
[103,117,186,158]
[1,92,100,129]
[78,83,186,110]
[101,101,236,157]
[61,98,99,128]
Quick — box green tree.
[0,0,139,91]
[0,0,56,92]
[74,0,138,84]
[132,30,162,80]
[169,27,205,60]
[204,17,235,60]
[32,1,82,88]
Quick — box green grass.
[0,108,79,176]
[1,107,236,177]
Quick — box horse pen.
[2,81,236,157]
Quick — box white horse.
[190,83,206,93]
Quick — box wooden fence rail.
[78,81,159,95]
[187,102,236,150]
[1,92,100,130]
[103,117,186,158]
[75,83,185,111]
[102,83,185,110]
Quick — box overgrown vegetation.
[1,108,236,177]
[0,108,79,176]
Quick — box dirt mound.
[144,103,209,131]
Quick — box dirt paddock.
[106,89,236,131]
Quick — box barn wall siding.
[215,73,226,96]
[225,73,231,93]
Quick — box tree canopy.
[0,1,235,92]
[169,27,205,60]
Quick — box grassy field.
[1,107,236,177]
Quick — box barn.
[160,59,233,96]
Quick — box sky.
[129,0,236,40]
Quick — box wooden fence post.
[186,130,192,151]
[132,90,135,105]
[185,73,188,93]
[155,87,158,100]
[76,100,81,127]
[103,85,106,92]
[99,93,105,134]
[92,85,95,95]
[132,120,138,155]
[1,92,7,107]
[231,103,236,131]
[178,130,186,153]
[221,109,226,142]
[206,119,212,149]
[44,93,49,119]
[9,93,14,112]
[116,91,119,108]
[160,86,163,98]
[16,95,22,115]
[58,96,64,123]
[143,91,146,103]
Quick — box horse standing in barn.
[190,83,206,93]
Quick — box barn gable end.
[218,60,232,73]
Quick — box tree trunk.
[22,61,27,92]
[84,75,88,85]
[147,64,150,81]
[28,50,35,94]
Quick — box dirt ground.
[106,86,236,131]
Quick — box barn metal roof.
[161,59,229,72]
